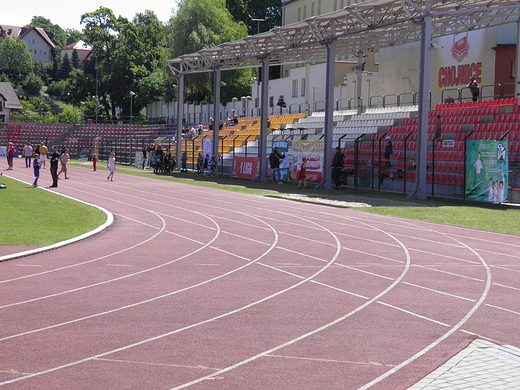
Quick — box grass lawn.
[0,176,107,245]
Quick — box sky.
[1,0,178,31]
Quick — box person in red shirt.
[6,142,15,170]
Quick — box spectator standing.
[49,145,60,187]
[197,153,203,175]
[107,152,116,181]
[297,157,308,189]
[277,97,286,114]
[5,142,15,170]
[92,153,98,171]
[181,152,187,172]
[203,154,210,176]
[468,76,479,102]
[269,147,285,184]
[435,115,443,146]
[209,155,218,176]
[39,143,48,169]
[57,147,70,179]
[141,147,147,169]
[23,143,33,168]
[32,154,40,187]
[384,136,393,167]
[332,147,344,189]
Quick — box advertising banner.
[291,140,324,183]
[465,140,508,203]
[436,29,484,92]
[202,139,213,160]
[232,156,259,180]
[270,141,290,180]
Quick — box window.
[311,2,315,16]
[28,38,36,44]
[301,78,306,96]
[292,80,298,97]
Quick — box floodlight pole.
[409,14,432,200]
[258,55,270,181]
[317,38,336,190]
[213,67,221,160]
[176,73,184,164]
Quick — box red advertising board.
[231,156,259,180]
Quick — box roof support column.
[409,15,431,200]
[318,38,336,190]
[515,21,520,104]
[213,67,221,159]
[176,73,184,164]
[259,55,270,181]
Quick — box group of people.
[196,153,217,176]
[5,142,117,186]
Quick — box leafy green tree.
[81,7,126,118]
[32,61,54,85]
[47,79,72,100]
[243,0,282,34]
[168,0,252,103]
[22,73,44,96]
[0,36,34,83]
[81,7,169,120]
[65,29,84,45]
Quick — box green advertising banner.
[272,141,290,180]
[465,140,508,203]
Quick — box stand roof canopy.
[165,0,520,75]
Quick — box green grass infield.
[0,176,107,245]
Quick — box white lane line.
[357,227,492,390]
[0,212,334,386]
[169,217,411,389]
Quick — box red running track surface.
[1,166,520,389]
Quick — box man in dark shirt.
[332,147,344,189]
[49,145,60,188]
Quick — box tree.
[81,7,169,120]
[65,29,84,45]
[81,7,125,118]
[0,36,34,83]
[244,0,282,34]
[227,0,283,35]
[57,53,72,80]
[168,0,252,103]
[71,49,80,69]
[22,73,44,96]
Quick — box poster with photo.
[465,140,508,202]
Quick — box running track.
[1,165,520,389]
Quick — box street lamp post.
[129,91,136,125]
